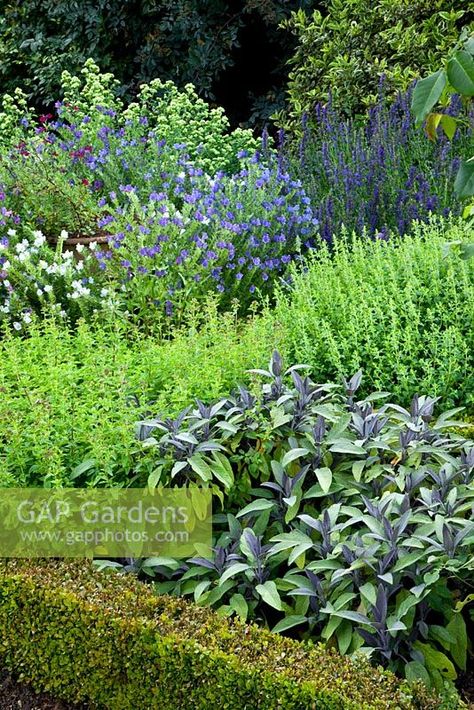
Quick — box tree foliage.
[279,0,474,129]
[0,0,318,126]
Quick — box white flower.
[15,241,27,253]
[33,232,46,247]
[75,243,84,253]
[0,305,10,314]
[3,280,10,288]
[36,289,43,298]
[39,260,49,270]
[89,241,98,251]
[60,230,69,240]
[75,260,84,272]
[13,322,21,331]
[63,250,74,260]
[22,313,32,324]
[17,252,28,262]
[7,228,16,237]
[100,288,109,297]
[60,310,66,317]
[46,264,58,275]
[2,260,10,270]
[44,284,53,293]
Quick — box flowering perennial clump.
[0,228,111,329]
[93,155,317,318]
[289,88,471,240]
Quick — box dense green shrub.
[273,219,474,412]
[0,559,440,709]
[136,351,473,694]
[280,0,474,126]
[0,304,283,487]
[0,0,317,126]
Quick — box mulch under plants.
[0,671,88,710]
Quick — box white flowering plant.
[0,228,116,330]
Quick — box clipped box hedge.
[0,560,436,710]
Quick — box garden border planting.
[0,560,436,710]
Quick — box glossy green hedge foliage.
[280,0,474,127]
[0,560,437,709]
[274,219,474,413]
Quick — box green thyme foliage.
[274,219,474,412]
[280,0,474,127]
[0,303,283,487]
[0,559,438,710]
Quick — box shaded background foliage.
[0,0,319,127]
[280,0,474,128]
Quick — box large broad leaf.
[454,159,474,198]
[447,50,474,96]
[411,69,447,123]
[256,580,282,610]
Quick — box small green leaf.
[281,448,310,468]
[440,114,457,140]
[315,467,332,493]
[209,451,234,489]
[359,582,377,607]
[236,499,275,518]
[147,466,162,490]
[219,562,250,585]
[405,661,431,687]
[272,615,307,633]
[229,593,248,621]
